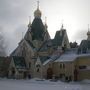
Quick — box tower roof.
[31,17,45,41]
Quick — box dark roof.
[38,40,53,52]
[53,29,66,46]
[39,56,50,63]
[78,40,90,54]
[31,18,45,41]
[80,40,90,49]
[12,56,26,69]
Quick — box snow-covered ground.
[0,78,90,90]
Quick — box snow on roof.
[43,55,60,65]
[78,53,90,57]
[43,58,52,65]
[55,53,90,63]
[55,54,77,62]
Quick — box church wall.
[53,62,74,81]
[43,62,53,79]
[74,56,90,80]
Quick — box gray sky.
[0,0,90,55]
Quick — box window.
[63,64,65,68]
[60,64,62,68]
[37,68,40,72]
[79,66,86,69]
[29,62,31,68]
[60,63,65,69]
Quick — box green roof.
[53,30,66,46]
[31,18,45,41]
[78,40,90,53]
[13,56,26,69]
[80,40,90,49]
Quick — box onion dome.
[34,1,42,18]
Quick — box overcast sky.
[0,0,90,55]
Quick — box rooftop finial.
[45,17,47,24]
[61,19,64,29]
[45,17,48,29]
[88,24,90,32]
[28,16,31,27]
[34,1,41,18]
[37,1,39,9]
[61,24,63,29]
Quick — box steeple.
[87,24,90,40]
[45,17,48,29]
[37,0,39,9]
[61,19,64,30]
[34,1,42,18]
[28,16,31,28]
[61,24,64,29]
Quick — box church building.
[8,2,90,81]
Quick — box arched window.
[29,62,31,68]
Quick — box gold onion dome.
[34,1,42,18]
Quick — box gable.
[12,56,26,69]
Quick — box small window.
[29,62,31,68]
[60,64,65,69]
[63,64,65,68]
[37,68,39,72]
[79,66,86,69]
[60,64,62,68]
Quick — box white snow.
[55,53,90,63]
[0,78,90,90]
[43,58,52,65]
[55,54,77,62]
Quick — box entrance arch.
[47,68,53,79]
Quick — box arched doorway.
[47,68,53,79]
[74,68,78,81]
[11,67,15,78]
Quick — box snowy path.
[0,79,90,90]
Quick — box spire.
[88,24,90,32]
[45,17,48,29]
[44,17,48,30]
[45,17,47,24]
[28,16,31,28]
[61,19,64,29]
[34,1,42,18]
[37,1,39,9]
[87,24,90,40]
[61,24,64,29]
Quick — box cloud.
[0,0,33,55]
[73,29,87,44]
